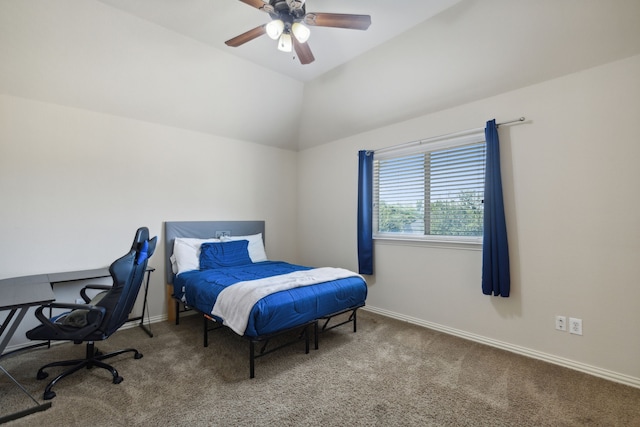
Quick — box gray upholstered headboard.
[164,220,265,284]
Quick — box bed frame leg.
[249,341,255,379]
[353,309,357,332]
[314,321,319,350]
[305,325,310,354]
[203,316,209,347]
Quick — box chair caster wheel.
[113,376,123,384]
[43,390,56,400]
[134,353,143,360]
[37,371,49,380]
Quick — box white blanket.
[211,267,363,335]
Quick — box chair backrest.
[96,227,157,336]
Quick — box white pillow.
[220,233,267,262]
[171,237,220,275]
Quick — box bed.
[164,221,368,378]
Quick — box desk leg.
[138,269,153,337]
[126,269,153,337]
[0,364,43,406]
[0,401,51,425]
[0,309,24,353]
[0,307,52,423]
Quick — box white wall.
[297,54,640,385]
[0,94,299,348]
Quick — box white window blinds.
[373,131,486,240]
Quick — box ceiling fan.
[225,0,372,65]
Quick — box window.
[373,131,486,243]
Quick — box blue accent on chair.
[357,150,374,275]
[136,240,149,265]
[482,120,510,297]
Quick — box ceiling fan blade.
[238,0,268,10]
[304,13,372,31]
[293,38,315,65]
[225,25,267,47]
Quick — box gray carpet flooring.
[2,310,639,426]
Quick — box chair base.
[36,341,143,400]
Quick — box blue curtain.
[357,150,374,275]
[482,119,510,297]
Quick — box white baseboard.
[8,307,638,390]
[118,314,168,330]
[362,305,640,389]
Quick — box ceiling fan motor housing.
[267,0,306,21]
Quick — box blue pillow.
[200,240,252,269]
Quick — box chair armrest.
[80,284,112,303]
[32,302,107,340]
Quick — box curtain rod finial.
[497,117,526,127]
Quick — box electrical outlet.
[555,315,567,331]
[569,317,583,335]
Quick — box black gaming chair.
[26,227,157,400]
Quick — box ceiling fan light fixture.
[277,32,292,52]
[266,19,284,40]
[291,22,310,43]
[227,1,371,66]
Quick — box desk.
[0,278,55,423]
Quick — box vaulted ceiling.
[2,1,640,151]
[97,0,463,82]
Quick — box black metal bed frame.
[174,298,363,378]
[203,312,315,379]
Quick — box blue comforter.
[174,261,367,337]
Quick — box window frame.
[372,130,486,247]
